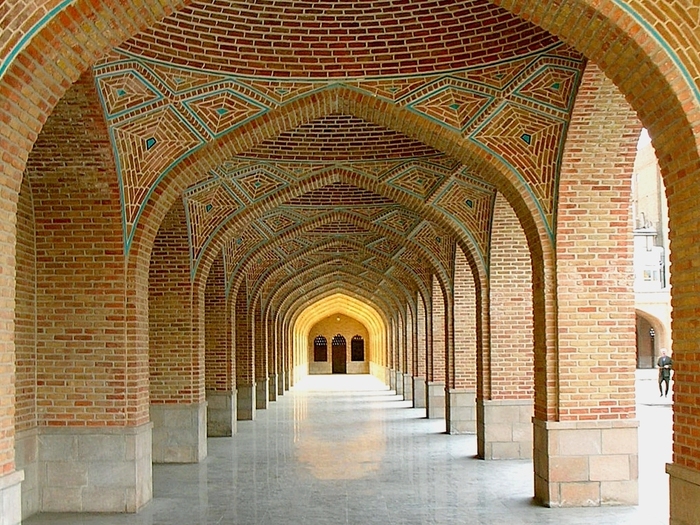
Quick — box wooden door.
[332,343,346,374]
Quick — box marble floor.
[25,371,672,525]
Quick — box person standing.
[657,348,673,397]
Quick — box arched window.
[314,335,327,362]
[351,335,365,361]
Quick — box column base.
[237,383,256,421]
[269,374,278,402]
[256,379,269,410]
[413,377,426,409]
[278,372,286,396]
[206,391,237,437]
[533,418,638,507]
[477,399,533,459]
[15,427,38,519]
[0,470,23,525]
[426,381,445,419]
[667,463,700,525]
[403,374,413,402]
[446,389,476,434]
[395,371,404,396]
[151,402,207,463]
[39,423,152,513]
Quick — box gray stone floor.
[24,371,672,525]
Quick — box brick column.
[447,248,477,434]
[149,206,207,464]
[414,294,427,409]
[205,257,236,437]
[254,304,269,410]
[235,284,256,420]
[426,278,445,419]
[534,63,639,506]
[23,74,153,513]
[478,194,534,459]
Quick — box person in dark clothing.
[657,349,673,397]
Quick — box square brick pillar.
[206,391,237,437]
[0,470,23,525]
[151,403,207,463]
[667,463,700,525]
[237,383,256,421]
[477,399,533,459]
[446,389,476,434]
[38,423,152,512]
[426,381,445,419]
[533,418,638,506]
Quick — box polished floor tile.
[25,372,671,525]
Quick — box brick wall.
[490,194,534,400]
[308,315,369,362]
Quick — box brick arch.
[244,237,431,313]
[258,259,410,324]
[282,282,394,339]
[188,166,481,314]
[0,0,698,485]
[490,0,700,403]
[130,86,545,290]
[207,209,446,303]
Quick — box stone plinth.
[667,463,700,525]
[237,384,256,421]
[151,403,207,463]
[256,379,269,410]
[446,389,476,434]
[15,428,38,519]
[413,377,426,409]
[269,374,278,402]
[403,374,413,403]
[39,423,152,513]
[389,370,396,390]
[477,399,533,459]
[426,381,445,419]
[0,470,23,525]
[395,371,404,396]
[278,372,285,396]
[206,391,237,437]
[533,418,638,507]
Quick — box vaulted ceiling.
[91,0,586,311]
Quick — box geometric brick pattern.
[86,2,585,321]
[95,40,583,260]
